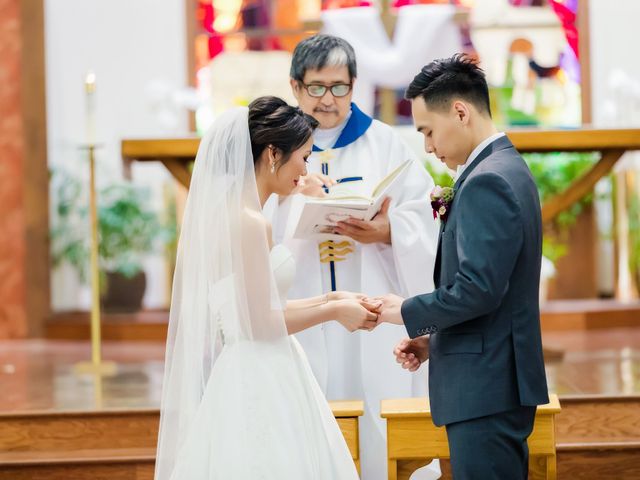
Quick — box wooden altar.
[122,127,640,224]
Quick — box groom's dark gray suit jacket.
[402,135,549,427]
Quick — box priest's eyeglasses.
[301,83,352,98]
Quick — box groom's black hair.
[405,54,492,117]
[248,96,319,167]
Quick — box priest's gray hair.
[290,34,357,82]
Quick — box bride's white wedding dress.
[167,244,359,479]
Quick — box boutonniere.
[430,186,454,222]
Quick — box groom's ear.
[452,100,470,126]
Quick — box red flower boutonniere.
[430,186,454,222]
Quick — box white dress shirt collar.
[454,132,506,181]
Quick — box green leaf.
[49,168,177,285]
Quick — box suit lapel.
[454,135,514,190]
[433,221,445,286]
[433,136,514,287]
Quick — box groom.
[376,54,549,479]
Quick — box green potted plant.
[51,168,175,313]
[523,151,599,261]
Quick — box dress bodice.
[269,244,296,308]
[210,244,295,345]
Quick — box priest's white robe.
[271,105,439,480]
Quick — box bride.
[155,96,379,479]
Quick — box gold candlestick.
[75,72,116,378]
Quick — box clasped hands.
[327,291,380,333]
[330,289,406,332]
[331,291,429,372]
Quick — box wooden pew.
[331,400,364,474]
[381,394,561,480]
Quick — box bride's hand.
[332,299,379,332]
[328,291,382,314]
[293,173,336,198]
[328,291,366,302]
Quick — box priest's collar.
[312,103,373,152]
[313,111,351,150]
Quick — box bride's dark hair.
[248,96,319,167]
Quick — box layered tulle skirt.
[168,337,359,479]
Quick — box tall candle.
[85,71,96,145]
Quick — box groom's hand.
[374,293,405,325]
[394,336,429,372]
[334,197,392,245]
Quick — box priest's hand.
[394,336,429,372]
[294,173,336,198]
[371,293,405,325]
[334,197,392,244]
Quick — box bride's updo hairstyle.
[248,96,318,169]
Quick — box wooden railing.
[122,128,640,224]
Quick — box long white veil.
[155,107,288,479]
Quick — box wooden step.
[4,442,637,480]
[402,442,640,480]
[46,310,168,342]
[556,441,640,479]
[3,396,639,479]
[553,395,640,478]
[0,402,364,478]
[5,397,638,449]
[555,395,640,444]
[0,409,158,452]
[0,447,155,480]
[0,447,156,465]
[540,299,640,331]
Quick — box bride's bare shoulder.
[242,208,273,249]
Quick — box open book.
[293,160,412,239]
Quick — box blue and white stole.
[313,103,373,291]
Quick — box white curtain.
[321,5,463,115]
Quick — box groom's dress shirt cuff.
[401,297,438,338]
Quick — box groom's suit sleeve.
[401,171,523,338]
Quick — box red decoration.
[199,1,223,59]
[549,0,579,59]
